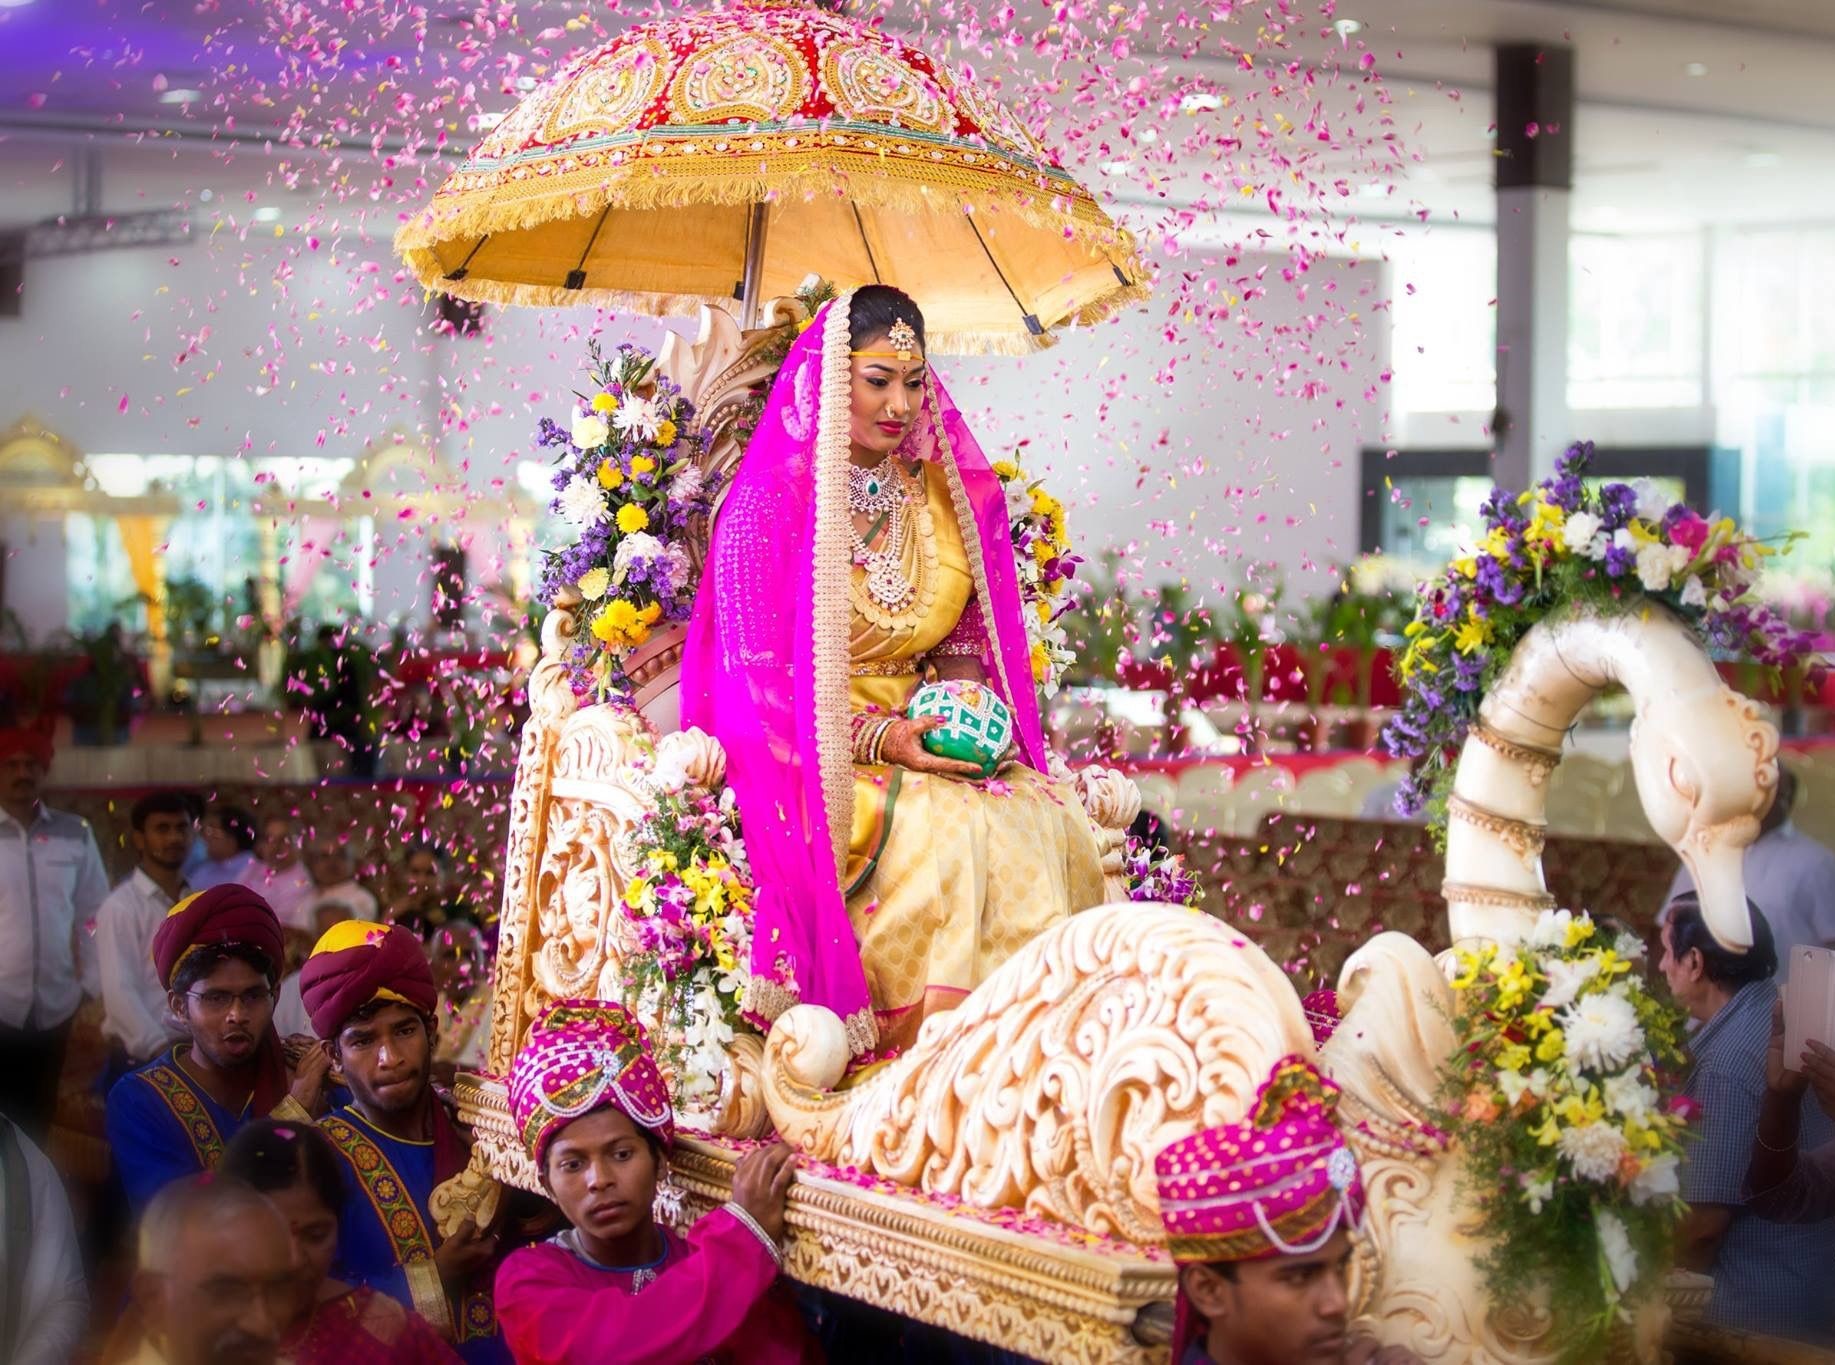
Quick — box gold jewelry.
[851,318,921,362]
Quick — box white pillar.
[1495,186,1571,489]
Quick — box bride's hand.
[879,716,990,781]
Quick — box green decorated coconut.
[907,681,1013,777]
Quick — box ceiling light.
[253,206,282,223]
[1333,17,1363,38]
[198,188,213,203]
[1099,159,1133,176]
[515,75,539,92]
[159,88,203,105]
[1683,62,1708,77]
[1179,91,1223,113]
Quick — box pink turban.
[509,999,674,1166]
[299,921,437,1040]
[1154,1056,1365,1361]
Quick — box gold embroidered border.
[814,295,856,885]
[744,970,800,1026]
[138,1065,227,1172]
[928,380,1024,754]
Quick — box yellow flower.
[626,619,651,647]
[1030,488,1063,521]
[577,567,611,601]
[1452,611,1492,656]
[590,392,617,414]
[1524,498,1567,552]
[597,461,624,490]
[622,877,650,909]
[1031,537,1054,564]
[1534,1028,1566,1064]
[1035,598,1053,623]
[1564,917,1596,948]
[592,599,641,644]
[652,420,677,448]
[1452,555,1478,580]
[1030,640,1050,682]
[617,503,650,535]
[1530,1112,1562,1147]
[1497,1043,1532,1073]
[991,460,1021,480]
[630,454,657,475]
[638,601,663,625]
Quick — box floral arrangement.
[1122,835,1204,908]
[1383,441,1820,826]
[616,751,756,1108]
[1441,909,1693,1360]
[536,341,719,699]
[991,453,1080,696]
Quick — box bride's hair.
[848,284,926,354]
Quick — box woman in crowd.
[220,1117,458,1362]
[493,999,818,1364]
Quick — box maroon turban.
[299,921,438,1041]
[0,726,53,769]
[152,885,286,991]
[151,885,290,1112]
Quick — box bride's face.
[848,346,926,459]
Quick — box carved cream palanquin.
[438,301,1778,1362]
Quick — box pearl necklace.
[848,459,918,613]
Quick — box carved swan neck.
[1443,606,1723,944]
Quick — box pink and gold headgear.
[509,999,674,1166]
[1154,1056,1365,1359]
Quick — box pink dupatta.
[680,292,1043,1057]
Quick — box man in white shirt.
[304,837,378,922]
[0,1113,88,1365]
[0,726,109,1139]
[96,792,194,1065]
[237,814,315,932]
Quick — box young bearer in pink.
[1154,1056,1419,1365]
[494,999,820,1364]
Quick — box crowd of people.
[6,700,1835,1364]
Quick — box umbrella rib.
[564,208,612,291]
[851,204,882,285]
[962,209,1043,337]
[442,234,491,282]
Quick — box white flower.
[1597,1211,1639,1297]
[1679,575,1708,608]
[649,748,691,794]
[1562,989,1646,1073]
[558,475,608,529]
[613,531,665,573]
[612,395,662,441]
[1558,1120,1630,1183]
[1529,908,1578,948]
[572,411,610,450]
[1629,1152,1679,1206]
[669,464,705,505]
[1613,930,1647,962]
[1562,511,1604,557]
[1522,1176,1555,1215]
[1612,527,1638,555]
[1602,1068,1658,1124]
[1539,956,1602,1010]
[798,272,824,293]
[1635,542,1677,592]
[1632,478,1672,523]
[1498,1066,1553,1107]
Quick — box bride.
[682,286,1106,1058]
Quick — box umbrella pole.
[739,202,769,330]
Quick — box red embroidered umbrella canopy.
[395,0,1146,353]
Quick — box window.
[1388,230,1497,416]
[1568,233,1705,410]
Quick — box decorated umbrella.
[395,0,1147,353]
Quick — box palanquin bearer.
[300,921,509,1363]
[494,999,819,1365]
[105,884,331,1213]
[1154,1057,1422,1365]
